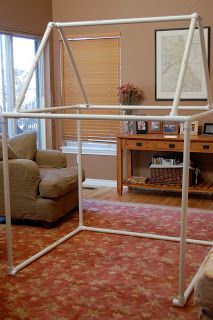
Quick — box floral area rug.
[0,199,212,320]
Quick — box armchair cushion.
[0,140,18,160]
[39,167,79,198]
[35,150,67,168]
[9,131,37,160]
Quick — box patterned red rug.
[0,200,212,320]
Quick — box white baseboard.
[83,178,117,188]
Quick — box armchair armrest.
[35,150,67,168]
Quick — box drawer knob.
[169,144,175,148]
[136,142,143,147]
[203,144,209,149]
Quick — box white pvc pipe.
[170,16,197,116]
[82,226,212,246]
[10,39,17,134]
[58,28,90,106]
[10,227,82,275]
[191,109,213,121]
[197,18,213,108]
[1,116,13,273]
[15,24,53,112]
[2,111,191,122]
[176,120,191,306]
[22,104,210,113]
[54,14,196,28]
[77,113,84,227]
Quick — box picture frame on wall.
[180,121,199,135]
[148,121,163,134]
[136,120,148,134]
[155,27,210,101]
[163,122,179,135]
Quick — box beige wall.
[0,0,54,148]
[0,0,52,35]
[66,154,118,180]
[52,0,213,180]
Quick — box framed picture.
[180,121,199,135]
[136,120,148,134]
[203,123,213,135]
[148,121,163,134]
[163,122,179,135]
[155,27,210,100]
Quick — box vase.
[123,109,135,135]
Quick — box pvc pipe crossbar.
[16,105,211,113]
[82,226,212,246]
[53,13,197,28]
[2,111,191,122]
[191,109,213,121]
[15,25,52,112]
[170,15,197,116]
[58,28,90,106]
[10,227,82,275]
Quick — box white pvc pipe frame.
[1,13,213,309]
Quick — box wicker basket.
[149,165,194,186]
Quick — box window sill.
[61,141,116,156]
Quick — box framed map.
[155,27,210,100]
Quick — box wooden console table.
[117,134,213,196]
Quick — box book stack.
[151,156,180,166]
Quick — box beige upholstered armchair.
[0,131,84,225]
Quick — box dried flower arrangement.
[118,83,144,134]
[118,83,144,106]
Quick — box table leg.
[117,138,123,195]
[127,150,132,192]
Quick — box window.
[0,33,45,147]
[60,34,121,149]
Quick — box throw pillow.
[9,131,37,160]
[0,140,18,160]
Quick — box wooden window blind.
[60,34,121,142]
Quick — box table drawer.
[125,140,157,150]
[157,141,184,151]
[191,142,213,153]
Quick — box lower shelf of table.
[123,179,213,195]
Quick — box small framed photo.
[136,121,148,134]
[163,122,179,135]
[180,121,199,135]
[203,123,213,135]
[148,121,163,134]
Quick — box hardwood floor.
[83,186,213,210]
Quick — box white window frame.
[0,32,46,148]
[61,140,116,156]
